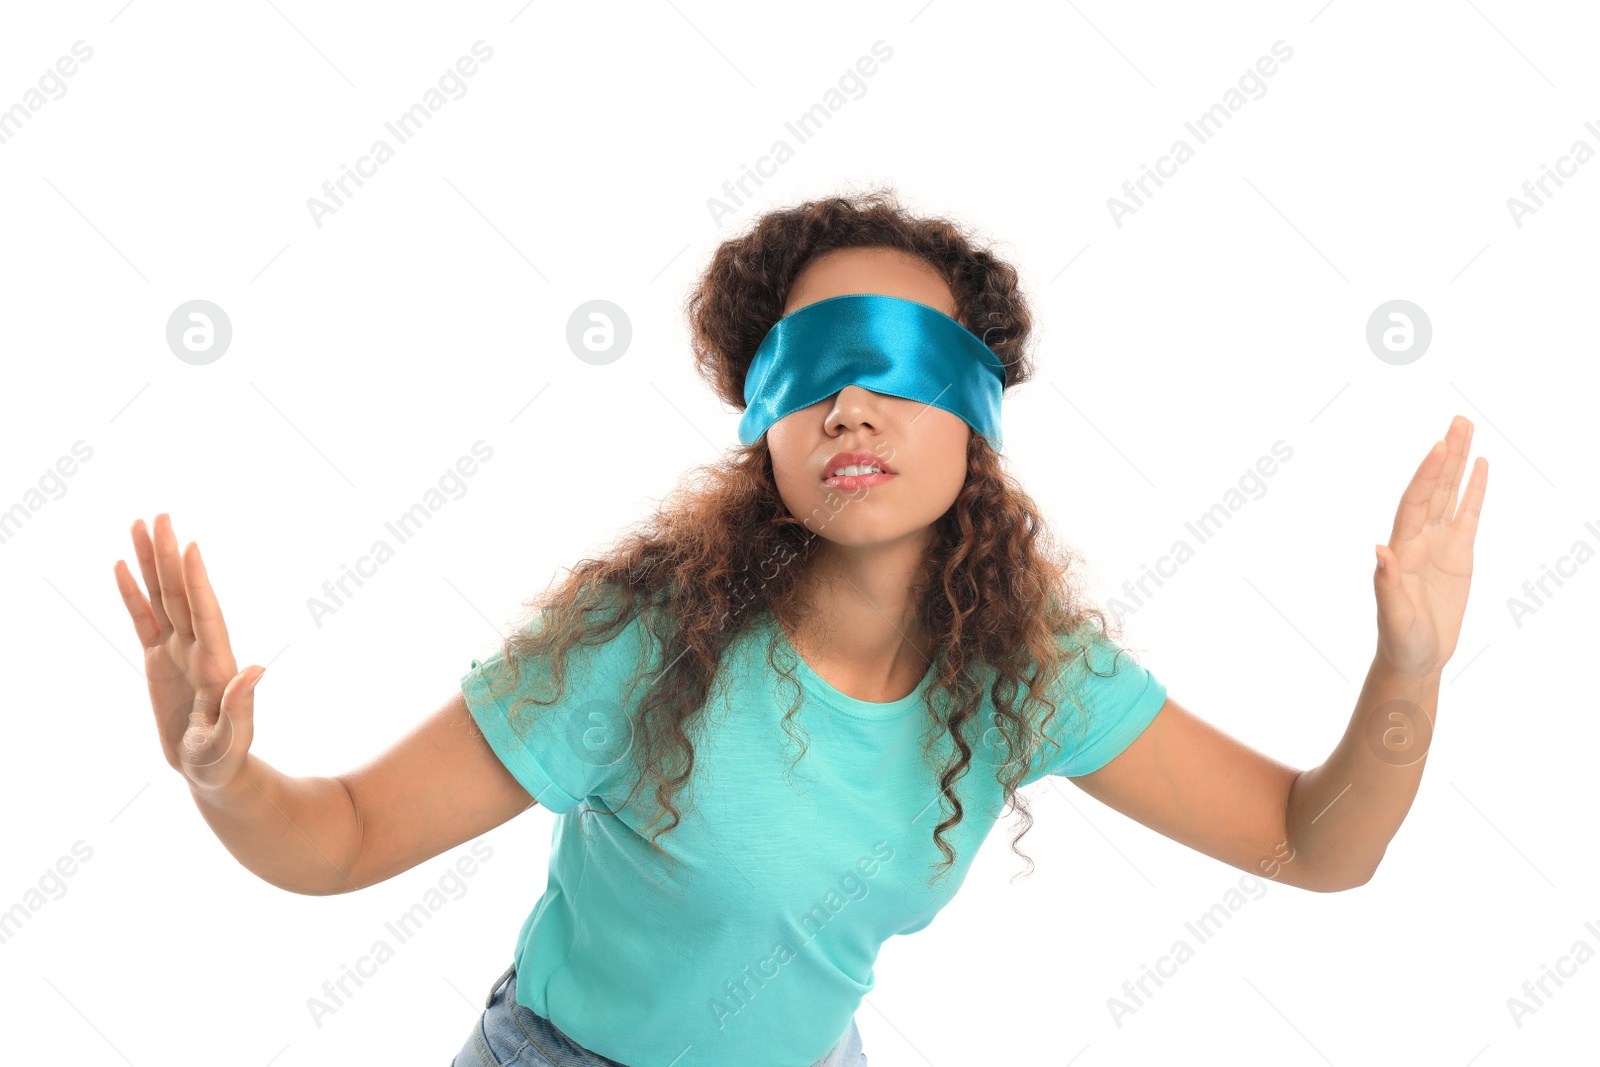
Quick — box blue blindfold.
[738,294,1007,452]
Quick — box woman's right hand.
[113,514,263,792]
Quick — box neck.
[785,535,934,690]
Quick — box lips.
[823,449,895,480]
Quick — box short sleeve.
[460,613,651,814]
[1022,627,1168,784]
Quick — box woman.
[113,188,1489,1067]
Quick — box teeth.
[832,464,885,477]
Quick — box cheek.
[923,418,970,477]
[763,424,799,472]
[764,408,818,457]
[936,448,970,494]
[765,442,816,503]
[930,436,971,496]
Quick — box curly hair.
[476,184,1131,889]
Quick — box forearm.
[187,751,364,896]
[1284,655,1440,890]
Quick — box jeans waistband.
[485,961,517,1009]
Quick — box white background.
[1,1,1595,1064]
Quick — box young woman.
[114,189,1488,1067]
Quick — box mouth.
[822,470,896,490]
[822,449,896,490]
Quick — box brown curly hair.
[476,184,1131,888]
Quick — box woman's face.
[764,247,972,547]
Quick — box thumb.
[220,665,265,730]
[1374,544,1396,591]
[182,667,261,778]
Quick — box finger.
[1452,456,1489,547]
[182,541,233,655]
[188,668,261,781]
[183,689,237,773]
[130,518,174,635]
[1389,437,1449,549]
[1372,545,1413,636]
[153,513,194,639]
[1373,544,1395,589]
[1425,416,1470,525]
[1441,417,1474,525]
[222,665,261,735]
[113,558,162,649]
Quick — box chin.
[808,517,935,547]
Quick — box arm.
[115,513,535,898]
[1068,681,1415,894]
[1282,659,1438,890]
[1071,415,1487,892]
[189,689,535,896]
[1068,695,1335,890]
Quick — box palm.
[1376,416,1489,676]
[148,626,236,729]
[115,515,247,785]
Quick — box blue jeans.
[451,962,867,1067]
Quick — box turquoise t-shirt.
[460,608,1166,1067]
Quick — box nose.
[825,384,886,435]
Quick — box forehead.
[782,247,958,320]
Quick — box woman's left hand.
[1373,414,1489,677]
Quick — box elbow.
[1310,863,1378,894]
[290,883,357,898]
[1313,877,1368,894]
[1345,863,1379,891]
[1286,837,1384,893]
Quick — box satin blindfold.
[737,294,1008,452]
